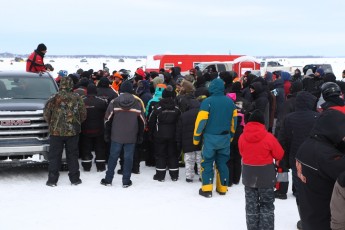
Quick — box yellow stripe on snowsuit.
[230,109,238,142]
[193,110,209,145]
[201,184,213,192]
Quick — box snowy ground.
[0,162,299,230]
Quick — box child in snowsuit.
[239,110,284,230]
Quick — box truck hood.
[0,99,47,111]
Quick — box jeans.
[105,141,135,185]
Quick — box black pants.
[79,134,106,170]
[154,138,179,179]
[227,143,242,185]
[48,135,80,183]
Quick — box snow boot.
[199,188,212,198]
[100,178,112,186]
[122,180,133,188]
[71,179,82,186]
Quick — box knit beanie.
[316,68,325,77]
[248,110,265,125]
[135,68,146,78]
[162,85,174,98]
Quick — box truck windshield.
[0,76,57,99]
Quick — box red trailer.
[145,54,260,75]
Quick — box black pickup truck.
[0,71,58,166]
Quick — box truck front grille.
[0,110,49,140]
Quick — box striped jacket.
[105,93,145,144]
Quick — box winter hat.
[120,80,134,94]
[37,43,47,52]
[98,77,110,88]
[152,76,164,88]
[113,72,123,79]
[87,84,97,95]
[248,109,265,125]
[315,68,325,76]
[305,69,314,76]
[135,68,146,78]
[162,85,174,98]
[58,70,68,77]
[181,79,195,93]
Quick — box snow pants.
[185,151,201,180]
[48,135,80,184]
[79,134,106,171]
[154,138,179,180]
[245,186,275,230]
[200,133,230,193]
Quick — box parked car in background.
[302,64,333,75]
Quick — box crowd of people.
[27,43,345,230]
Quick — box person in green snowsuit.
[193,78,237,198]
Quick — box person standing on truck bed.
[43,77,87,187]
[26,43,47,73]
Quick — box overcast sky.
[1,0,344,56]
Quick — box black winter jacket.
[296,108,345,230]
[278,91,319,168]
[176,100,201,153]
[81,95,108,136]
[148,98,181,140]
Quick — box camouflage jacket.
[44,78,87,136]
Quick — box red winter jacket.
[26,51,46,72]
[239,122,284,165]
